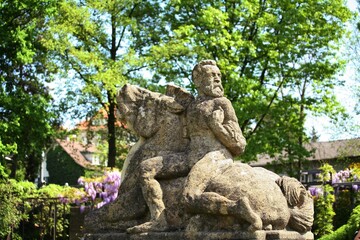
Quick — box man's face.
[198,65,224,97]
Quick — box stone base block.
[84,230,314,240]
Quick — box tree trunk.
[9,155,18,179]
[107,99,116,168]
[106,10,117,168]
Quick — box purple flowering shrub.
[309,167,360,198]
[309,186,323,198]
[332,169,354,183]
[59,170,121,212]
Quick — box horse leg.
[232,197,262,232]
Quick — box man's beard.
[203,84,224,97]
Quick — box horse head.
[117,84,192,140]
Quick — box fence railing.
[15,198,85,240]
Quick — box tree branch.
[65,54,107,110]
[248,72,286,138]
[116,4,138,52]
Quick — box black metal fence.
[301,169,360,212]
[14,198,86,240]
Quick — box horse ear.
[165,84,194,109]
[160,95,184,113]
[118,84,142,103]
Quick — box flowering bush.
[309,186,323,197]
[332,168,359,184]
[308,167,360,199]
[59,170,121,212]
[332,168,360,195]
[309,164,360,238]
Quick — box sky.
[305,65,359,141]
[304,0,359,141]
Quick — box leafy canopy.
[0,0,59,180]
[150,0,352,173]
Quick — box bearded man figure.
[180,60,266,230]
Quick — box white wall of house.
[83,152,100,165]
[35,151,49,186]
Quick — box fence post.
[54,202,57,240]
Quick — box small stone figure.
[124,84,193,233]
[84,84,192,232]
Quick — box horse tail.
[276,176,306,207]
[276,176,314,233]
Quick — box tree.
[150,0,352,176]
[45,0,165,167]
[342,0,360,138]
[0,0,59,180]
[45,0,352,175]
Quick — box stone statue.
[84,60,314,240]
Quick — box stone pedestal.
[84,230,314,240]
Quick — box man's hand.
[210,106,225,127]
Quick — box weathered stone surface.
[85,230,314,240]
[84,60,314,239]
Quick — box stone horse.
[84,84,194,232]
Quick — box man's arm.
[207,99,246,157]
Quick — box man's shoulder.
[213,96,232,105]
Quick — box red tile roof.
[55,139,97,170]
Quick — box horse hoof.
[247,221,262,232]
[264,224,272,230]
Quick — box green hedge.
[47,145,85,185]
[319,204,360,240]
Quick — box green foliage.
[153,0,353,170]
[319,204,360,240]
[0,169,73,240]
[44,0,353,171]
[319,163,337,182]
[16,183,73,240]
[0,162,8,179]
[0,0,59,180]
[333,190,353,230]
[38,183,68,197]
[45,0,164,167]
[313,164,336,238]
[314,184,336,238]
[350,163,360,181]
[0,172,37,239]
[47,145,85,185]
